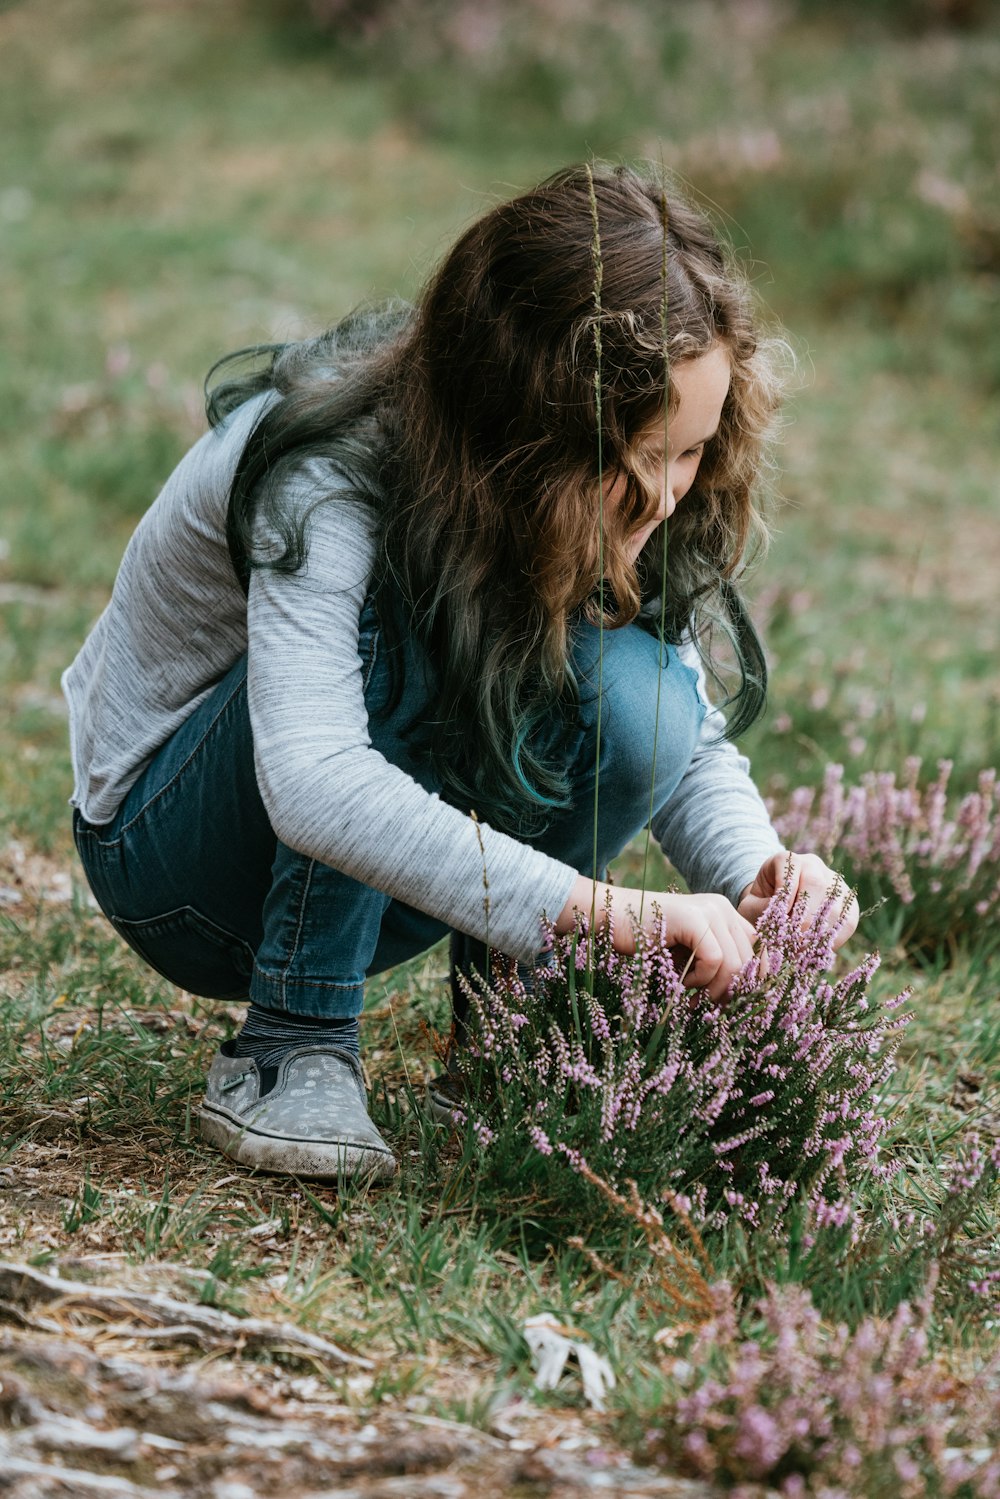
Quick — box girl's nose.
[662,472,676,520]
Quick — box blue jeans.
[73,600,704,1018]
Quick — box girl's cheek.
[627,521,658,561]
[604,471,629,510]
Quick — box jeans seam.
[280,857,317,1004]
[361,618,379,692]
[254,966,364,991]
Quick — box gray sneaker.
[197,1042,397,1181]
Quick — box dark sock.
[233,1003,360,1071]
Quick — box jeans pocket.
[109,906,255,1001]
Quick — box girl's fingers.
[613,888,772,1002]
[781,854,862,944]
[737,893,770,925]
[676,906,755,1002]
[684,928,728,999]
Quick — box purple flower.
[770,758,1000,953]
[645,1277,1000,1493]
[456,881,918,1242]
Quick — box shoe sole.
[197,1106,398,1182]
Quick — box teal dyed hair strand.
[511,722,565,808]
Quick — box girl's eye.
[682,445,704,460]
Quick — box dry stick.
[0,1460,162,1498]
[0,1261,371,1367]
[585,164,605,976]
[568,1235,707,1319]
[639,174,671,923]
[569,1161,715,1319]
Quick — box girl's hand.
[737,851,860,951]
[556,877,757,1003]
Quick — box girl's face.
[615,343,732,562]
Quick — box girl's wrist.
[555,874,610,935]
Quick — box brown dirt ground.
[0,1321,713,1498]
[0,852,721,1499]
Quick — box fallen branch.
[0,1262,370,1368]
[0,1455,178,1498]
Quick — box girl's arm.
[650,644,859,950]
[649,640,784,903]
[246,475,579,964]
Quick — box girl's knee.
[577,627,705,804]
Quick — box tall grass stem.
[586,164,605,975]
[640,173,671,919]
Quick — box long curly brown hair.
[214,162,785,835]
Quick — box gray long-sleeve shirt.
[63,392,782,962]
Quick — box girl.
[64,163,858,1183]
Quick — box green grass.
[1,0,998,1486]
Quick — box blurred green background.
[2,0,999,849]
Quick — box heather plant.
[772,759,1000,958]
[452,879,911,1239]
[642,1270,1000,1497]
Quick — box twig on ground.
[0,1262,371,1367]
